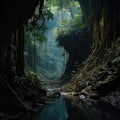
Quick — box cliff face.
[72,0,120,81]
[0,0,43,115]
[0,0,40,71]
[58,28,91,83]
[59,0,120,84]
[61,0,120,108]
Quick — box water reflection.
[34,96,120,120]
[35,96,68,120]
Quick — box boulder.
[92,75,119,96]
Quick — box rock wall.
[58,28,91,83]
[0,0,40,70]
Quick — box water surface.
[33,96,120,120]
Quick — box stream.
[32,95,120,120]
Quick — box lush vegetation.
[24,1,64,82]
[56,1,84,37]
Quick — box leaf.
[36,35,47,43]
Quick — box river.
[32,96,120,120]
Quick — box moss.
[93,75,116,90]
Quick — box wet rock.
[81,86,92,95]
[79,94,86,99]
[38,89,47,96]
[44,91,61,105]
[92,75,118,96]
[89,94,100,99]
[103,89,120,109]
[53,91,61,98]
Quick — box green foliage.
[36,35,47,43]
[25,71,45,87]
[25,24,48,46]
[56,12,86,36]
[36,50,63,80]
[43,9,54,20]
[25,0,84,82]
[45,0,61,9]
[56,1,87,40]
[25,0,56,46]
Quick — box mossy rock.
[81,86,92,95]
[93,75,116,89]
[92,75,118,96]
[81,86,99,99]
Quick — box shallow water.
[33,96,120,120]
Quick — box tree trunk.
[16,26,25,76]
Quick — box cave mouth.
[24,0,83,87]
[0,0,90,88]
[1,0,120,119]
[52,0,91,84]
[24,0,90,87]
[26,0,90,86]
